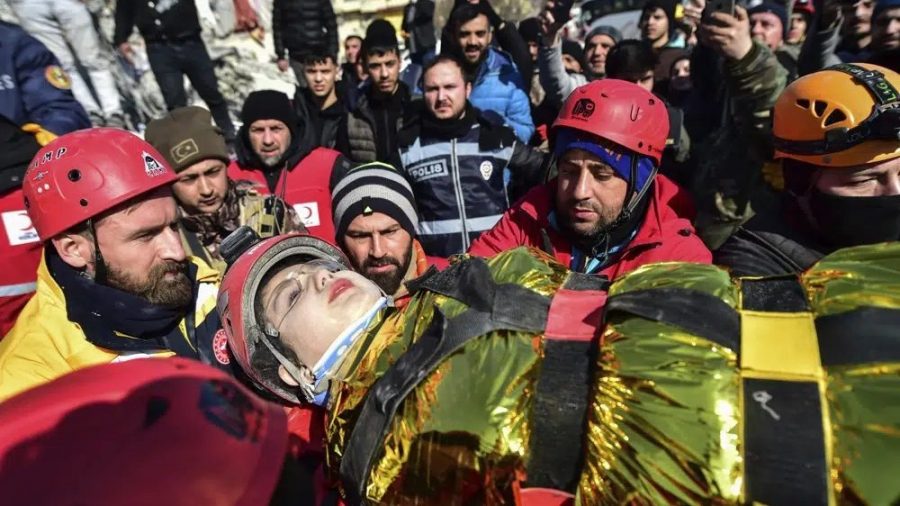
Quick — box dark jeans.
[146,37,236,140]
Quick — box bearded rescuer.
[715,63,900,275]
[0,129,225,401]
[468,79,711,278]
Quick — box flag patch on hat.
[171,139,200,164]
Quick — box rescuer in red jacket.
[468,79,711,278]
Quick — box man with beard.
[145,106,305,273]
[0,128,226,401]
[468,79,710,278]
[336,20,411,163]
[447,3,534,144]
[837,0,876,60]
[715,63,900,275]
[228,90,351,242]
[397,56,550,257]
[330,162,442,305]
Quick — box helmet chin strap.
[588,156,658,259]
[87,219,108,285]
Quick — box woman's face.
[259,259,383,371]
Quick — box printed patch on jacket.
[407,159,448,183]
[1,210,39,246]
[212,328,231,365]
[44,65,71,90]
[479,160,494,180]
[293,202,320,228]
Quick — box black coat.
[114,0,200,45]
[273,0,339,61]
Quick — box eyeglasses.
[262,258,347,339]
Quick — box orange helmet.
[773,63,900,168]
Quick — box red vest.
[0,187,41,337]
[227,147,342,242]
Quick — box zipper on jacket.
[450,139,470,250]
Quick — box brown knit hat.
[145,106,229,173]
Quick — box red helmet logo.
[572,98,596,119]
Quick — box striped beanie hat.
[331,162,419,239]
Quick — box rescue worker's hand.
[118,42,134,65]
[700,5,753,61]
[277,59,290,72]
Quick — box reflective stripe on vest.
[0,282,37,297]
[418,214,503,236]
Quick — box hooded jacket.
[468,47,535,144]
[467,174,711,279]
[0,251,222,401]
[228,118,350,242]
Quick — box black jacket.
[114,0,200,45]
[273,0,339,60]
[714,199,828,277]
[293,87,345,149]
[336,82,412,163]
[402,0,436,54]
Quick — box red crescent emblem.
[212,329,231,365]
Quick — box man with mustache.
[0,128,227,401]
[145,106,305,273]
[396,55,550,257]
[331,162,443,306]
[447,3,534,144]
[228,90,351,242]
[469,79,711,278]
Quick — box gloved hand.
[21,123,57,146]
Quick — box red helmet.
[0,358,288,506]
[23,127,177,240]
[218,233,350,404]
[552,79,670,164]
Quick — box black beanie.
[561,40,587,72]
[331,162,419,240]
[518,18,541,44]
[364,19,399,54]
[240,90,297,129]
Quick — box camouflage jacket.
[688,40,789,249]
[180,179,305,273]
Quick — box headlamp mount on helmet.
[774,64,900,157]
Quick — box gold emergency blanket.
[578,243,900,505]
[325,247,571,504]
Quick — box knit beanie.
[364,19,399,54]
[518,17,542,44]
[554,128,656,193]
[239,90,297,130]
[331,162,419,240]
[874,0,900,20]
[562,40,587,72]
[145,106,228,173]
[586,24,623,45]
[747,0,789,38]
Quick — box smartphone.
[551,0,576,23]
[706,0,736,18]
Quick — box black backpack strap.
[604,287,741,352]
[340,258,552,504]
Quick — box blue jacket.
[469,48,534,144]
[0,22,90,135]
